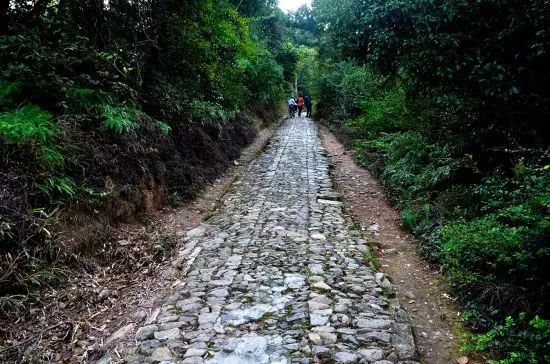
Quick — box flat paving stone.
[117,118,417,363]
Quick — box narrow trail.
[105,118,418,363]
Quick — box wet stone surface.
[118,118,418,363]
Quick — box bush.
[465,313,550,364]
[0,0,287,315]
[314,0,550,358]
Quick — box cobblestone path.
[120,118,417,363]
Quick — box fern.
[37,176,76,201]
[0,105,58,145]
[0,104,65,168]
[39,146,64,167]
[188,100,237,126]
[101,104,140,134]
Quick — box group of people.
[288,95,312,118]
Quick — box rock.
[360,331,392,343]
[153,328,180,341]
[205,334,269,363]
[135,325,158,341]
[178,302,203,313]
[312,345,330,355]
[284,274,306,289]
[150,347,173,362]
[312,281,331,291]
[310,295,332,304]
[311,326,335,333]
[106,323,135,345]
[198,312,219,325]
[140,339,160,355]
[310,313,329,326]
[308,275,324,283]
[367,223,380,233]
[309,301,330,311]
[308,333,322,345]
[342,334,358,345]
[358,348,384,361]
[393,322,417,359]
[185,348,207,357]
[186,226,206,239]
[457,356,469,364]
[224,304,276,326]
[319,332,337,344]
[349,284,366,293]
[386,352,398,362]
[356,318,391,329]
[308,263,325,275]
[209,288,229,298]
[311,233,327,240]
[334,351,357,363]
[96,355,111,364]
[97,288,110,301]
[182,358,205,364]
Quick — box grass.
[362,249,381,269]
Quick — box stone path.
[118,118,417,363]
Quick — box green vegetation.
[312,0,549,361]
[0,0,294,312]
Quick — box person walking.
[297,95,305,117]
[288,97,297,118]
[304,96,313,117]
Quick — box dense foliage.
[313,0,549,361]
[0,0,289,311]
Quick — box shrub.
[441,215,549,323]
[465,313,550,364]
[315,0,550,359]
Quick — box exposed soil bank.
[0,120,280,363]
[319,125,468,364]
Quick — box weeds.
[362,249,380,269]
[151,232,178,260]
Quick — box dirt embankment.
[319,126,469,364]
[0,118,281,363]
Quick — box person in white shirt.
[288,97,297,118]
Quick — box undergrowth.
[0,0,287,318]
[316,60,549,361]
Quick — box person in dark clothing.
[304,96,313,117]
